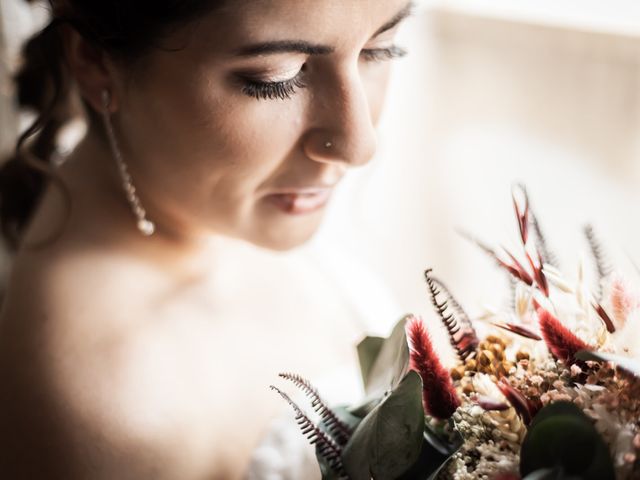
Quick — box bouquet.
[271,185,640,480]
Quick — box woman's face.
[112,0,413,250]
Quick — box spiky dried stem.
[425,269,479,361]
[457,229,496,259]
[512,185,530,245]
[406,316,461,420]
[270,386,346,475]
[458,231,528,286]
[459,219,550,298]
[278,373,352,446]
[592,302,616,334]
[531,212,559,268]
[507,275,518,312]
[517,184,559,268]
[503,249,534,286]
[525,250,549,297]
[491,321,542,341]
[584,224,612,301]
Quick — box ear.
[60,25,120,114]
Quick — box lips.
[265,189,333,215]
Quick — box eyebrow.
[373,1,415,38]
[233,1,415,57]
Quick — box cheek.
[121,69,304,204]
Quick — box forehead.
[184,0,412,52]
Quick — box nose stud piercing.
[325,141,333,149]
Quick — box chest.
[114,267,365,476]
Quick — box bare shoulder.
[0,247,208,479]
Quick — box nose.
[302,68,378,168]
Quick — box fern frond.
[425,269,479,362]
[270,386,346,475]
[278,373,353,446]
[428,277,475,333]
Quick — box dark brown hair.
[0,0,222,249]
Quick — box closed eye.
[361,45,408,62]
[240,74,307,101]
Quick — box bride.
[0,0,414,478]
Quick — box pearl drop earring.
[100,90,156,237]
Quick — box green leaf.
[360,316,412,397]
[522,467,582,480]
[400,425,464,480]
[320,463,344,480]
[576,350,640,377]
[527,402,584,429]
[348,396,383,419]
[342,371,425,480]
[357,336,386,388]
[520,402,615,480]
[422,421,463,457]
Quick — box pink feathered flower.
[406,315,460,419]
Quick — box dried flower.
[603,274,640,329]
[584,224,612,300]
[491,321,542,341]
[534,301,592,364]
[592,301,616,334]
[525,249,550,297]
[283,188,640,480]
[496,379,540,426]
[500,249,534,287]
[512,186,530,246]
[406,315,461,419]
[542,264,574,293]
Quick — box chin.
[255,229,318,252]
[248,217,323,252]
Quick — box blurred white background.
[317,0,640,355]
[2,0,640,359]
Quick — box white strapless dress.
[244,241,403,479]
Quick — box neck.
[32,127,241,278]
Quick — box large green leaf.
[358,316,412,398]
[342,371,425,480]
[520,402,615,480]
[319,463,344,480]
[400,424,464,480]
[576,350,640,377]
[358,336,385,387]
[522,468,582,480]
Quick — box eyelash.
[241,46,408,101]
[242,75,307,101]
